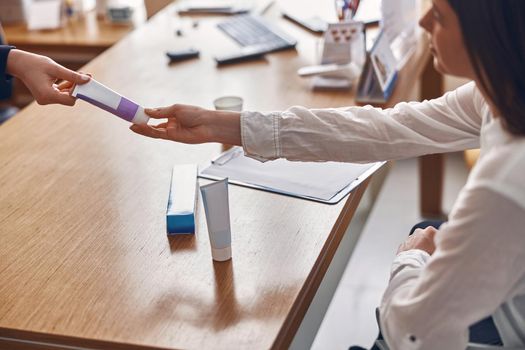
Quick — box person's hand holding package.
[130,104,242,145]
[6,49,90,106]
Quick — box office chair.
[373,308,525,350]
[0,21,19,125]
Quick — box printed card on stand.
[356,30,398,104]
[312,21,365,90]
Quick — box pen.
[335,0,347,21]
[211,147,243,166]
[349,0,360,19]
[257,0,274,15]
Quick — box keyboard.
[217,14,297,53]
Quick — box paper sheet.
[354,0,381,24]
[200,147,380,202]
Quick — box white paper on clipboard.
[199,147,384,204]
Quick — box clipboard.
[199,147,385,205]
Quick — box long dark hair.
[447,0,525,135]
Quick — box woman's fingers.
[153,122,169,129]
[130,124,169,139]
[145,105,188,120]
[145,107,171,119]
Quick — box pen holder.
[320,21,365,68]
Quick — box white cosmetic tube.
[71,79,149,125]
[200,179,232,261]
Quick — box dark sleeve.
[0,45,15,100]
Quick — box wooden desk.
[0,3,433,349]
[2,10,142,65]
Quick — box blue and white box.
[167,164,198,235]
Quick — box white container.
[200,179,232,262]
[74,0,96,14]
[27,0,62,30]
[71,78,149,125]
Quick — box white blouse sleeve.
[379,187,525,350]
[241,82,483,163]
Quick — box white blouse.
[240,82,525,350]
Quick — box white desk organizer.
[298,21,366,90]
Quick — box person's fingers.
[153,122,169,128]
[53,64,91,85]
[424,227,438,239]
[53,83,75,96]
[51,91,77,106]
[413,228,423,235]
[131,125,167,139]
[56,72,92,95]
[420,226,437,234]
[130,124,168,139]
[57,80,74,91]
[414,226,436,236]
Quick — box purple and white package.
[71,78,149,125]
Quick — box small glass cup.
[213,96,243,112]
[213,96,243,151]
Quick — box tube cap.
[211,246,232,262]
[131,107,150,125]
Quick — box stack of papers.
[200,147,383,204]
[354,0,381,25]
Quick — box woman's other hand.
[397,226,438,255]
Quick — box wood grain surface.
[3,9,140,49]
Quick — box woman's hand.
[130,104,242,145]
[6,49,90,106]
[397,226,438,255]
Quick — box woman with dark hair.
[130,0,525,348]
